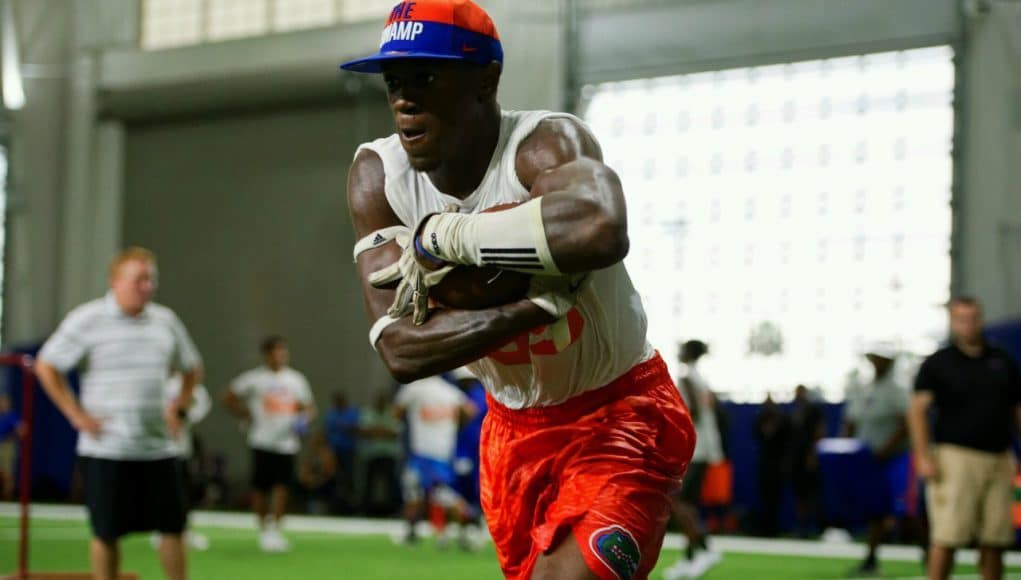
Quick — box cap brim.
[340,51,472,73]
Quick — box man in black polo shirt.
[908,296,1021,580]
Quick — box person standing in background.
[665,340,723,580]
[843,344,911,576]
[787,384,825,537]
[324,392,360,512]
[754,394,789,537]
[223,335,315,553]
[358,391,402,516]
[34,247,203,580]
[909,297,1021,580]
[296,428,337,515]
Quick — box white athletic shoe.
[188,531,210,551]
[258,519,290,553]
[272,528,291,552]
[662,558,692,580]
[686,550,722,578]
[266,527,290,552]
[435,525,455,550]
[150,532,161,550]
[259,529,275,552]
[259,528,289,552]
[458,527,484,552]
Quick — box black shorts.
[80,456,187,541]
[676,460,708,504]
[251,448,295,492]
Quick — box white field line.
[3,502,1021,567]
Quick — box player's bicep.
[515,117,603,188]
[512,118,629,270]
[514,118,617,197]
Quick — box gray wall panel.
[123,102,392,479]
[954,2,1021,321]
[576,0,960,83]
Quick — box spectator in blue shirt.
[324,392,360,512]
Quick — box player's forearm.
[178,368,200,410]
[378,299,553,383]
[222,392,250,420]
[34,361,85,423]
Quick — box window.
[584,46,955,401]
[141,0,397,50]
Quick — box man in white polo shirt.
[223,335,314,552]
[35,247,203,580]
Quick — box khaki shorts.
[927,444,1016,547]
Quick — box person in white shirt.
[223,336,315,552]
[394,375,476,547]
[34,247,203,580]
[665,340,724,580]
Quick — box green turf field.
[1,517,1016,579]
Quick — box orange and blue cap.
[340,0,502,74]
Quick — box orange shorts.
[481,354,695,580]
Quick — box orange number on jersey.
[487,307,585,366]
[419,404,458,422]
[488,334,531,366]
[263,391,297,415]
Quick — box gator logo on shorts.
[589,525,641,580]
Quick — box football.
[430,202,532,310]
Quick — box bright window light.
[584,46,955,402]
[141,0,396,50]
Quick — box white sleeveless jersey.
[358,110,653,409]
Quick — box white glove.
[367,221,454,325]
[527,273,589,319]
